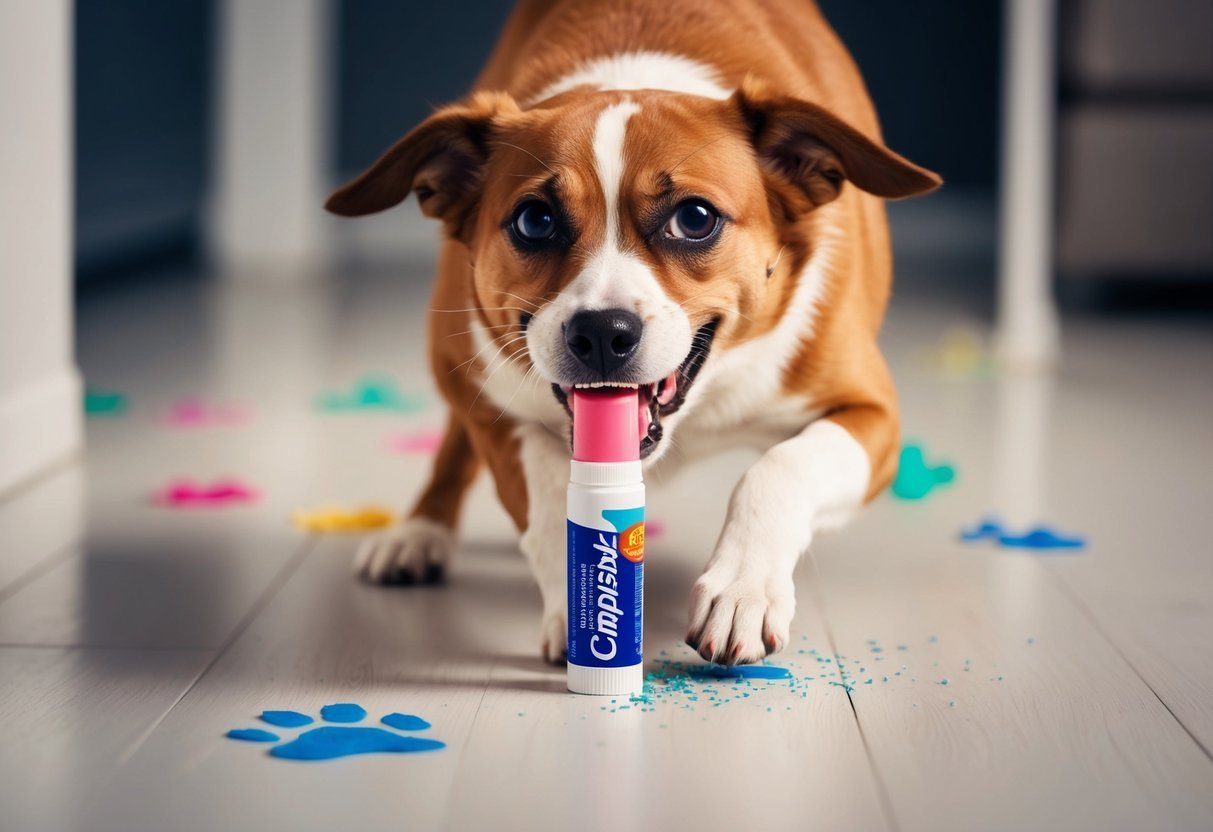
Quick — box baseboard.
[0,366,83,497]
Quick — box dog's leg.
[687,406,893,664]
[356,413,481,584]
[514,422,572,664]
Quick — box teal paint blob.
[381,713,431,731]
[691,664,793,680]
[321,703,367,723]
[260,710,314,728]
[891,443,955,500]
[227,728,279,743]
[84,390,128,416]
[315,376,424,413]
[269,727,445,760]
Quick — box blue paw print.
[226,703,445,760]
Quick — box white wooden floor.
[2,259,1211,832]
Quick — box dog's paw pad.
[225,704,444,761]
[355,518,454,585]
[686,573,795,666]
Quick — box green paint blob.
[315,376,424,413]
[891,443,955,500]
[84,390,128,416]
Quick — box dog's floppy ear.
[325,91,520,232]
[732,78,941,209]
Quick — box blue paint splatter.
[321,703,367,723]
[690,664,793,680]
[381,713,431,731]
[270,727,445,760]
[260,710,314,728]
[227,728,279,743]
[961,517,1086,551]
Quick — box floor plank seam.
[440,658,499,821]
[804,552,903,832]
[113,535,320,766]
[0,543,79,604]
[1040,563,1213,766]
[0,454,81,507]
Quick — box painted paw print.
[225,703,445,760]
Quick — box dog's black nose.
[565,308,643,376]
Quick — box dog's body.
[327,0,939,664]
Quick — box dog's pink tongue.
[657,371,678,406]
[571,388,640,463]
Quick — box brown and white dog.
[326,0,940,666]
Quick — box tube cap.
[570,388,640,463]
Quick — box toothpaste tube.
[567,388,645,695]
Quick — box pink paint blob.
[152,478,259,507]
[163,398,250,428]
[387,429,444,455]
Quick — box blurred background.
[2,0,1212,494]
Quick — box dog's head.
[327,80,939,459]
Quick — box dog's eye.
[512,201,557,242]
[664,200,719,241]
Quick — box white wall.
[0,0,82,495]
[208,0,336,276]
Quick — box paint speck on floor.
[84,389,128,416]
[891,443,956,500]
[381,713,431,731]
[260,710,314,728]
[227,728,279,743]
[320,703,367,723]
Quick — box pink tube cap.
[571,388,640,462]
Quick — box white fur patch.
[667,222,842,443]
[530,51,731,104]
[467,318,567,430]
[593,100,640,250]
[515,422,575,662]
[687,418,870,662]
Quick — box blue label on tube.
[567,507,644,668]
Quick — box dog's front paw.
[354,517,454,585]
[540,605,567,665]
[686,563,795,665]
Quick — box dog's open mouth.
[551,318,719,459]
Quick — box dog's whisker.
[490,140,557,176]
[497,290,544,311]
[430,305,533,315]
[449,331,528,376]
[668,134,727,176]
[443,322,518,340]
[467,339,530,415]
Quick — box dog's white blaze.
[530,51,731,104]
[525,100,692,387]
[593,100,640,251]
